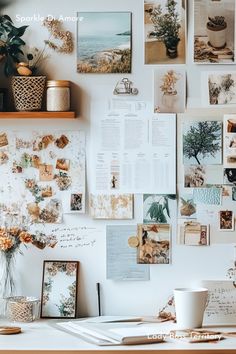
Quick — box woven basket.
[12,76,46,111]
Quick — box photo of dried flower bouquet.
[154,67,186,113]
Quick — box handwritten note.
[201,280,236,325]
[51,226,99,249]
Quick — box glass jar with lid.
[46,80,70,112]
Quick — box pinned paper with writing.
[201,280,236,325]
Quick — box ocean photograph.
[77,12,132,73]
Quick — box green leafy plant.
[207,16,226,30]
[146,0,181,49]
[0,15,28,76]
[145,195,176,223]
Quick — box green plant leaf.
[16,25,28,37]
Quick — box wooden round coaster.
[0,327,21,335]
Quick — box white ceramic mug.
[174,288,208,329]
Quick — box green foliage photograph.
[183,121,222,165]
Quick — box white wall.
[1,0,235,318]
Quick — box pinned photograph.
[56,158,70,172]
[27,199,62,224]
[154,67,186,113]
[77,12,132,73]
[219,210,234,231]
[143,194,176,224]
[0,132,8,147]
[193,187,222,205]
[232,186,236,201]
[179,194,197,219]
[41,186,53,198]
[39,164,54,182]
[225,115,236,133]
[183,121,222,165]
[194,0,235,63]
[137,223,170,264]
[144,0,186,64]
[178,221,210,246]
[224,168,236,185]
[90,194,133,219]
[70,193,83,212]
[184,165,206,188]
[208,73,236,105]
[224,135,236,166]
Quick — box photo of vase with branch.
[144,0,186,64]
[154,67,185,113]
[183,121,222,165]
[194,0,235,63]
[208,73,236,105]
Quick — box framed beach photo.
[77,12,132,73]
[41,260,79,319]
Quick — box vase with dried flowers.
[146,0,181,58]
[160,70,180,110]
[0,204,57,317]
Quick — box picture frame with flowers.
[40,260,79,319]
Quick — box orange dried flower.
[19,231,32,244]
[9,227,20,236]
[0,236,14,251]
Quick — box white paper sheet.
[201,280,236,325]
[106,225,150,281]
[91,103,176,194]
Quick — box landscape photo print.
[77,12,132,73]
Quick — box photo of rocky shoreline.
[77,12,132,73]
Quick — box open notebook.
[56,321,166,346]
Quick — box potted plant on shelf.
[147,0,181,59]
[206,16,227,49]
[0,16,73,112]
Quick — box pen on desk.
[96,282,101,316]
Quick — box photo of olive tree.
[183,121,222,165]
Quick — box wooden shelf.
[0,111,76,119]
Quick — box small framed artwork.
[41,260,79,319]
[77,12,132,73]
[219,210,234,231]
[0,89,7,111]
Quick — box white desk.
[1,320,236,353]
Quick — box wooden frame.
[40,260,79,319]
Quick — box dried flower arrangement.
[0,204,57,300]
[160,70,179,96]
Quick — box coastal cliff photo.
[77,12,132,73]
